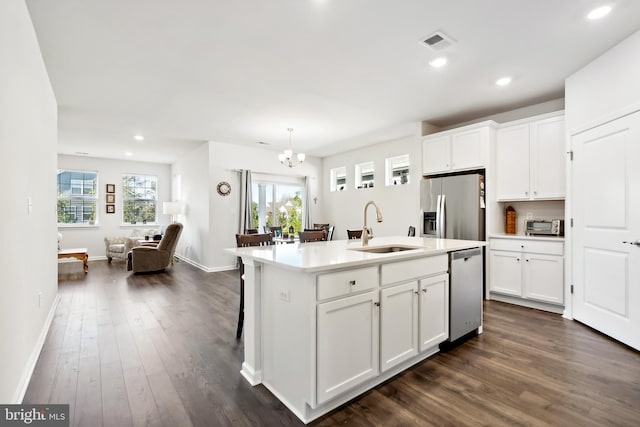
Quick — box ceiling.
[26,0,640,164]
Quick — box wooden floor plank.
[23,259,640,427]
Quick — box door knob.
[622,240,640,246]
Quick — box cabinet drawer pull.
[374,302,380,307]
[422,288,428,293]
[414,291,420,295]
[349,280,356,286]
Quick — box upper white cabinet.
[422,122,496,175]
[496,114,565,201]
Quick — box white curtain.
[239,170,254,234]
[304,176,311,229]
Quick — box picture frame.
[106,204,115,214]
[106,184,115,193]
[106,194,115,203]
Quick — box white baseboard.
[175,255,236,273]
[13,293,60,403]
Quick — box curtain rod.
[227,169,307,179]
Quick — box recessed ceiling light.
[495,76,512,87]
[257,141,270,145]
[125,152,133,156]
[133,135,144,141]
[587,5,612,20]
[429,57,448,68]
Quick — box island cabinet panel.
[380,254,447,285]
[380,281,419,372]
[317,290,379,404]
[419,273,449,351]
[317,266,378,300]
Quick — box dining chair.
[235,233,273,339]
[326,226,335,241]
[347,229,363,239]
[299,230,327,242]
[313,223,330,230]
[245,228,258,234]
[264,225,282,238]
[408,226,416,237]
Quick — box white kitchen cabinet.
[380,281,419,372]
[496,114,565,201]
[489,237,564,308]
[419,273,449,351]
[380,273,449,373]
[422,122,495,175]
[317,290,379,404]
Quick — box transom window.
[385,154,410,186]
[57,170,98,225]
[122,174,157,224]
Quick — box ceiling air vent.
[420,31,455,52]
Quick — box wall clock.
[217,181,231,196]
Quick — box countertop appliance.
[525,219,564,236]
[420,172,485,241]
[449,247,483,342]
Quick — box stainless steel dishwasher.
[448,247,483,342]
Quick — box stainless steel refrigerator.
[420,172,485,241]
[421,172,485,343]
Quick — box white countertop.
[489,233,565,242]
[225,236,485,273]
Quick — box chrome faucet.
[362,201,383,246]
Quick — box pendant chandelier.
[278,128,305,168]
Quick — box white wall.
[171,141,323,271]
[566,29,640,133]
[57,155,172,262]
[322,135,422,240]
[0,0,58,403]
[170,143,211,269]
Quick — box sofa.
[104,227,162,263]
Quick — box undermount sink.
[350,245,421,253]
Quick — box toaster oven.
[525,219,564,236]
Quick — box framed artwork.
[106,204,115,214]
[106,184,115,193]
[106,194,115,203]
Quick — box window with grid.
[122,174,157,224]
[57,170,98,225]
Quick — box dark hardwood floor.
[25,260,640,426]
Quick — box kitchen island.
[225,236,484,423]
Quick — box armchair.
[104,236,127,263]
[127,223,183,273]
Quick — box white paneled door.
[571,110,640,350]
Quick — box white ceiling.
[26,0,640,164]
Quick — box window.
[355,161,375,189]
[122,174,157,224]
[57,170,98,225]
[330,166,347,192]
[385,154,410,186]
[251,175,305,234]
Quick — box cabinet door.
[380,282,419,372]
[496,124,530,200]
[524,253,564,304]
[451,128,485,171]
[490,250,523,296]
[422,135,451,174]
[418,273,449,351]
[317,290,379,404]
[530,116,565,199]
